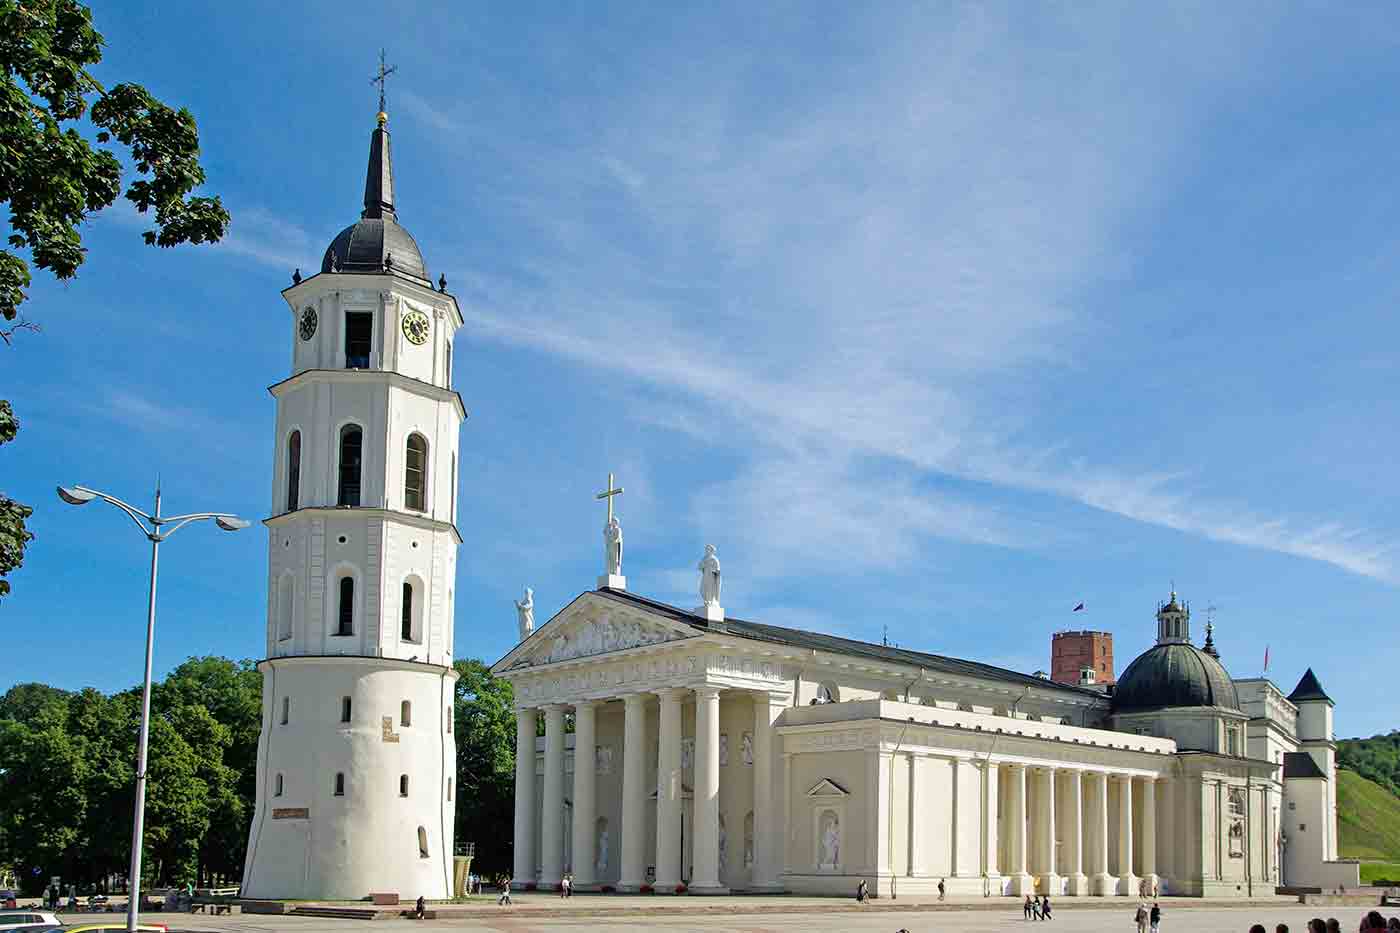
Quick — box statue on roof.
[698,544,722,609]
[604,516,623,576]
[514,587,534,641]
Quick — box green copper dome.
[1112,642,1240,713]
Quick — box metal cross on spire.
[596,472,624,524]
[371,48,397,118]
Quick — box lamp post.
[56,482,249,933]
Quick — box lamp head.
[57,485,97,505]
[215,516,251,532]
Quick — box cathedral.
[493,557,1358,898]
[234,91,1356,902]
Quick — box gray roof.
[1287,668,1334,705]
[1283,751,1326,779]
[594,588,1102,700]
[1111,642,1241,713]
[320,122,428,281]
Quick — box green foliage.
[0,0,228,598]
[452,659,517,875]
[1337,769,1400,861]
[1338,731,1400,798]
[1359,861,1400,885]
[0,401,33,599]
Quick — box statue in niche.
[514,587,534,641]
[819,810,841,869]
[719,733,729,767]
[741,731,754,765]
[595,744,614,776]
[718,812,728,876]
[604,516,623,575]
[596,818,610,875]
[698,544,722,608]
[680,737,695,771]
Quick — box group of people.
[1022,894,1054,920]
[1251,915,1400,933]
[1134,901,1163,932]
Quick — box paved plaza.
[55,898,1394,933]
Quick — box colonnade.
[995,764,1162,896]
[513,687,789,893]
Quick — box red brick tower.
[1051,630,1115,686]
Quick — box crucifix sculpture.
[597,473,624,578]
[371,48,397,118]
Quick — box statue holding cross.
[597,473,624,582]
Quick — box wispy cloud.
[435,5,1396,584]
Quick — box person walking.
[498,878,512,906]
[1149,901,1161,932]
[1134,901,1149,933]
[1041,894,1052,920]
[856,879,868,903]
[413,896,425,920]
[1023,894,1034,919]
[938,878,946,901]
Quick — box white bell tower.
[242,99,464,900]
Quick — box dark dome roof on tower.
[1112,642,1240,713]
[320,116,428,281]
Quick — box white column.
[1116,775,1137,895]
[619,693,648,891]
[1066,769,1088,895]
[690,687,725,892]
[512,707,537,888]
[1008,764,1033,895]
[1140,776,1158,891]
[751,691,787,890]
[1158,778,1174,886]
[570,700,599,888]
[982,761,1000,883]
[540,704,567,888]
[1092,771,1113,896]
[1041,767,1061,892]
[653,688,685,891]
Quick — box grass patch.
[1338,770,1400,861]
[1358,862,1400,885]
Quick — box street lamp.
[56,482,248,933]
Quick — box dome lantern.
[1156,588,1190,645]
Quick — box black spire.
[1287,668,1334,705]
[362,120,396,220]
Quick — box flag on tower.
[1263,645,1270,673]
[1072,602,1085,612]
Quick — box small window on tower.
[418,826,429,859]
[341,696,352,723]
[281,696,290,725]
[286,430,301,511]
[404,434,428,511]
[445,342,452,386]
[345,312,373,369]
[338,425,363,507]
[334,772,345,796]
[401,700,412,727]
[337,576,355,636]
[401,581,415,641]
[447,778,453,801]
[399,774,410,797]
[275,773,284,797]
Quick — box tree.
[0,0,230,597]
[452,659,517,875]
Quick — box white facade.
[492,587,1355,897]
[242,115,463,900]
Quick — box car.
[0,912,60,932]
[61,926,167,933]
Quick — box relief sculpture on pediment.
[535,615,681,665]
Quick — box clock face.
[298,307,317,341]
[402,310,430,346]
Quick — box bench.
[190,897,234,915]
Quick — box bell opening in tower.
[345,311,373,369]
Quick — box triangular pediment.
[806,778,849,797]
[492,591,699,672]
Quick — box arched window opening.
[813,682,839,705]
[446,708,452,733]
[446,778,453,801]
[344,311,372,369]
[334,772,345,796]
[338,425,363,506]
[280,696,290,725]
[445,342,452,386]
[401,700,412,727]
[404,433,428,511]
[274,773,284,797]
[286,430,301,511]
[417,826,429,859]
[277,575,294,641]
[341,696,352,723]
[401,581,414,642]
[336,576,355,636]
[399,774,410,797]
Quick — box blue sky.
[3,1,1398,737]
